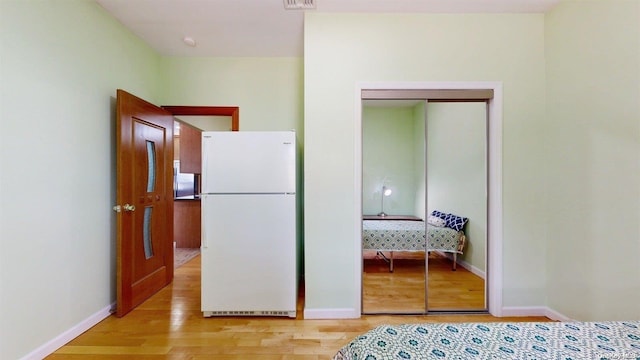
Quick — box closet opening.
[355,82,503,316]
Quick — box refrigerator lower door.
[201,194,296,317]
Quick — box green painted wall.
[2,1,639,358]
[159,57,303,133]
[304,4,639,319]
[362,106,418,216]
[544,0,640,320]
[304,12,548,312]
[426,103,487,273]
[0,1,161,359]
[413,102,427,220]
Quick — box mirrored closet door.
[425,102,487,312]
[361,91,490,314]
[361,100,426,313]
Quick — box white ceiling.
[95,0,560,57]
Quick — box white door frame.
[354,81,503,316]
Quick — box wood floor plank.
[363,251,486,312]
[47,255,550,359]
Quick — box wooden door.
[115,89,174,317]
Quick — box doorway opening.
[114,89,241,317]
[162,106,239,257]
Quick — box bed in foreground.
[333,321,640,359]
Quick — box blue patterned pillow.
[443,213,468,232]
[431,210,447,220]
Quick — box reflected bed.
[362,219,465,271]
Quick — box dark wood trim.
[161,106,240,131]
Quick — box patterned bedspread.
[333,321,640,360]
[363,220,464,254]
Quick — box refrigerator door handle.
[201,199,208,249]
[201,136,210,194]
[202,227,208,249]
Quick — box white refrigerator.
[200,131,297,318]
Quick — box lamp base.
[377,212,388,217]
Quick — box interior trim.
[362,89,494,101]
[161,106,240,131]
[501,306,573,322]
[21,303,114,360]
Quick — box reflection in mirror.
[426,102,487,311]
[361,99,489,314]
[361,101,426,314]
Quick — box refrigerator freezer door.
[202,131,296,194]
[201,194,296,315]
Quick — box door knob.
[123,204,136,212]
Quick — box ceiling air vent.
[284,0,316,10]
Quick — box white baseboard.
[21,303,114,360]
[436,251,486,280]
[304,305,572,322]
[501,306,547,317]
[454,258,485,280]
[544,307,574,322]
[303,307,360,319]
[501,306,573,321]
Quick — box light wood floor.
[363,251,485,313]
[48,255,549,359]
